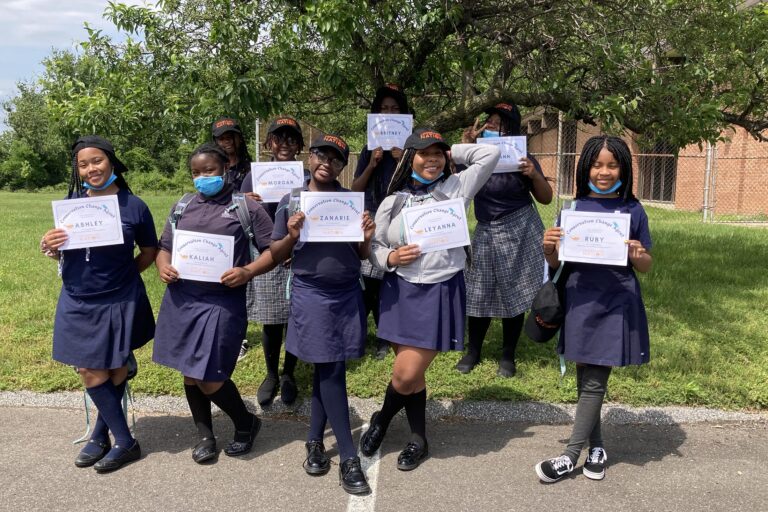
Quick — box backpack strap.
[169,193,197,235]
[227,192,258,260]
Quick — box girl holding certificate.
[153,143,277,464]
[363,128,500,471]
[240,116,305,407]
[534,135,652,483]
[270,134,374,495]
[457,101,553,377]
[40,136,157,472]
[352,84,411,360]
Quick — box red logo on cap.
[215,119,236,128]
[323,135,347,150]
[385,83,402,92]
[276,118,298,127]
[419,131,443,140]
[494,103,513,112]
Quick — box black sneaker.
[535,455,574,483]
[583,447,607,480]
[237,340,250,362]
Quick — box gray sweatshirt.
[370,143,500,284]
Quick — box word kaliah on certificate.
[299,192,365,242]
[559,210,631,266]
[367,114,413,151]
[477,136,527,173]
[51,195,124,250]
[403,198,471,253]
[250,161,305,203]
[172,230,235,283]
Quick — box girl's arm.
[135,246,158,273]
[519,157,553,205]
[369,197,420,269]
[451,143,501,200]
[270,212,304,263]
[221,249,278,287]
[628,241,652,273]
[351,148,383,192]
[357,211,375,259]
[543,227,562,270]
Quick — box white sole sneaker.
[535,462,561,483]
[583,466,606,480]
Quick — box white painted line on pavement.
[347,423,380,512]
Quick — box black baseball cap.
[371,83,409,114]
[310,133,350,165]
[211,117,242,137]
[71,135,128,174]
[404,127,450,151]
[484,102,522,135]
[524,281,564,343]
[267,116,303,140]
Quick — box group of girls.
[41,85,653,490]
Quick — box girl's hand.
[543,227,563,256]
[627,240,647,261]
[221,267,253,288]
[371,147,384,166]
[158,263,180,284]
[391,147,403,161]
[41,228,68,251]
[461,116,487,143]
[287,211,305,240]
[244,191,263,202]
[519,157,539,178]
[361,211,375,242]
[387,244,421,267]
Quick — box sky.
[0,0,145,129]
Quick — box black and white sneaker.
[237,340,250,362]
[583,447,607,480]
[535,455,574,483]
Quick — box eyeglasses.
[310,149,344,171]
[274,133,299,146]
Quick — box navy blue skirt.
[285,275,366,363]
[53,277,154,369]
[377,271,466,352]
[153,280,247,381]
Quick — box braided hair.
[575,135,637,201]
[68,137,131,198]
[188,142,230,170]
[385,146,453,196]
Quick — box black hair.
[485,106,522,136]
[188,142,230,170]
[575,135,637,201]
[68,148,131,199]
[372,91,410,115]
[385,147,453,196]
[264,129,305,154]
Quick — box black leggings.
[563,364,611,462]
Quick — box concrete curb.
[2,390,765,426]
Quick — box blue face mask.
[83,172,118,191]
[411,170,444,185]
[194,176,225,196]
[588,180,623,195]
[481,129,501,138]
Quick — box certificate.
[51,195,124,250]
[250,161,305,203]
[559,210,631,266]
[477,136,527,173]
[403,198,471,253]
[367,114,413,151]
[172,230,235,283]
[299,192,365,242]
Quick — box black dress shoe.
[279,374,298,405]
[360,412,386,457]
[374,340,389,360]
[303,440,331,475]
[192,437,217,464]
[224,414,261,457]
[397,440,428,471]
[455,353,480,374]
[93,440,141,473]
[257,375,279,406]
[74,439,110,468]
[339,457,370,495]
[497,359,517,378]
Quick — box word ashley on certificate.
[299,192,365,242]
[172,230,235,283]
[559,210,631,266]
[477,136,527,173]
[51,195,124,250]
[367,114,413,151]
[251,161,305,203]
[403,197,471,253]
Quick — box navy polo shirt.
[159,185,274,282]
[354,145,398,213]
[271,180,362,286]
[61,189,158,297]
[226,160,250,191]
[240,164,311,221]
[471,154,545,223]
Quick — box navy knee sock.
[206,380,253,437]
[375,381,407,431]
[184,383,214,439]
[307,368,327,442]
[403,388,427,446]
[86,380,133,448]
[315,361,356,461]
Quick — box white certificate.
[250,161,305,203]
[51,195,124,250]
[403,198,471,253]
[367,114,413,151]
[477,136,527,173]
[559,210,631,266]
[299,192,365,242]
[172,230,235,283]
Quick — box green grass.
[1,191,766,410]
